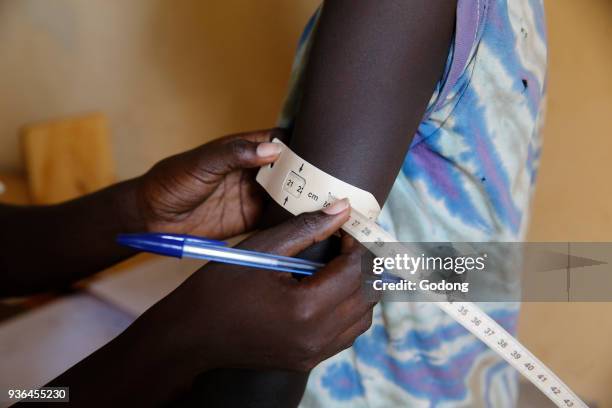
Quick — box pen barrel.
[182,244,323,274]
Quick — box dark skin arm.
[291,0,456,197]
[0,130,284,296]
[5,134,377,406]
[43,207,377,407]
[192,0,457,406]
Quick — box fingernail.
[256,142,282,157]
[323,198,349,215]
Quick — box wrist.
[118,310,211,401]
[133,289,218,375]
[113,177,150,233]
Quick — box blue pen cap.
[116,233,184,258]
[117,233,226,258]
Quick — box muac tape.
[257,138,586,408]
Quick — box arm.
[43,207,376,407]
[0,130,281,297]
[192,0,457,405]
[0,182,143,296]
[290,0,455,199]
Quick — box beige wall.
[520,0,612,406]
[527,0,612,242]
[0,0,318,178]
[0,0,611,405]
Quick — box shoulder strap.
[433,0,489,111]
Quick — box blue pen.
[117,233,324,276]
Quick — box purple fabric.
[433,0,489,111]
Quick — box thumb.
[237,199,351,257]
[196,135,282,177]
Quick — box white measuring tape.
[257,138,587,408]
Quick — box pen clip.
[153,233,227,247]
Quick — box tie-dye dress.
[279,0,548,406]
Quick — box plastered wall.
[0,0,319,178]
[521,0,612,405]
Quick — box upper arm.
[289,0,456,202]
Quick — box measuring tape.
[257,139,587,408]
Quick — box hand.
[136,129,284,239]
[137,200,378,375]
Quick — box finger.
[300,237,368,305]
[336,223,368,258]
[340,233,359,254]
[316,310,374,364]
[333,310,374,350]
[237,199,351,257]
[200,138,282,176]
[325,279,379,332]
[191,128,287,177]
[304,256,376,330]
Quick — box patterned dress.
[279,0,548,406]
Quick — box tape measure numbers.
[256,139,587,408]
